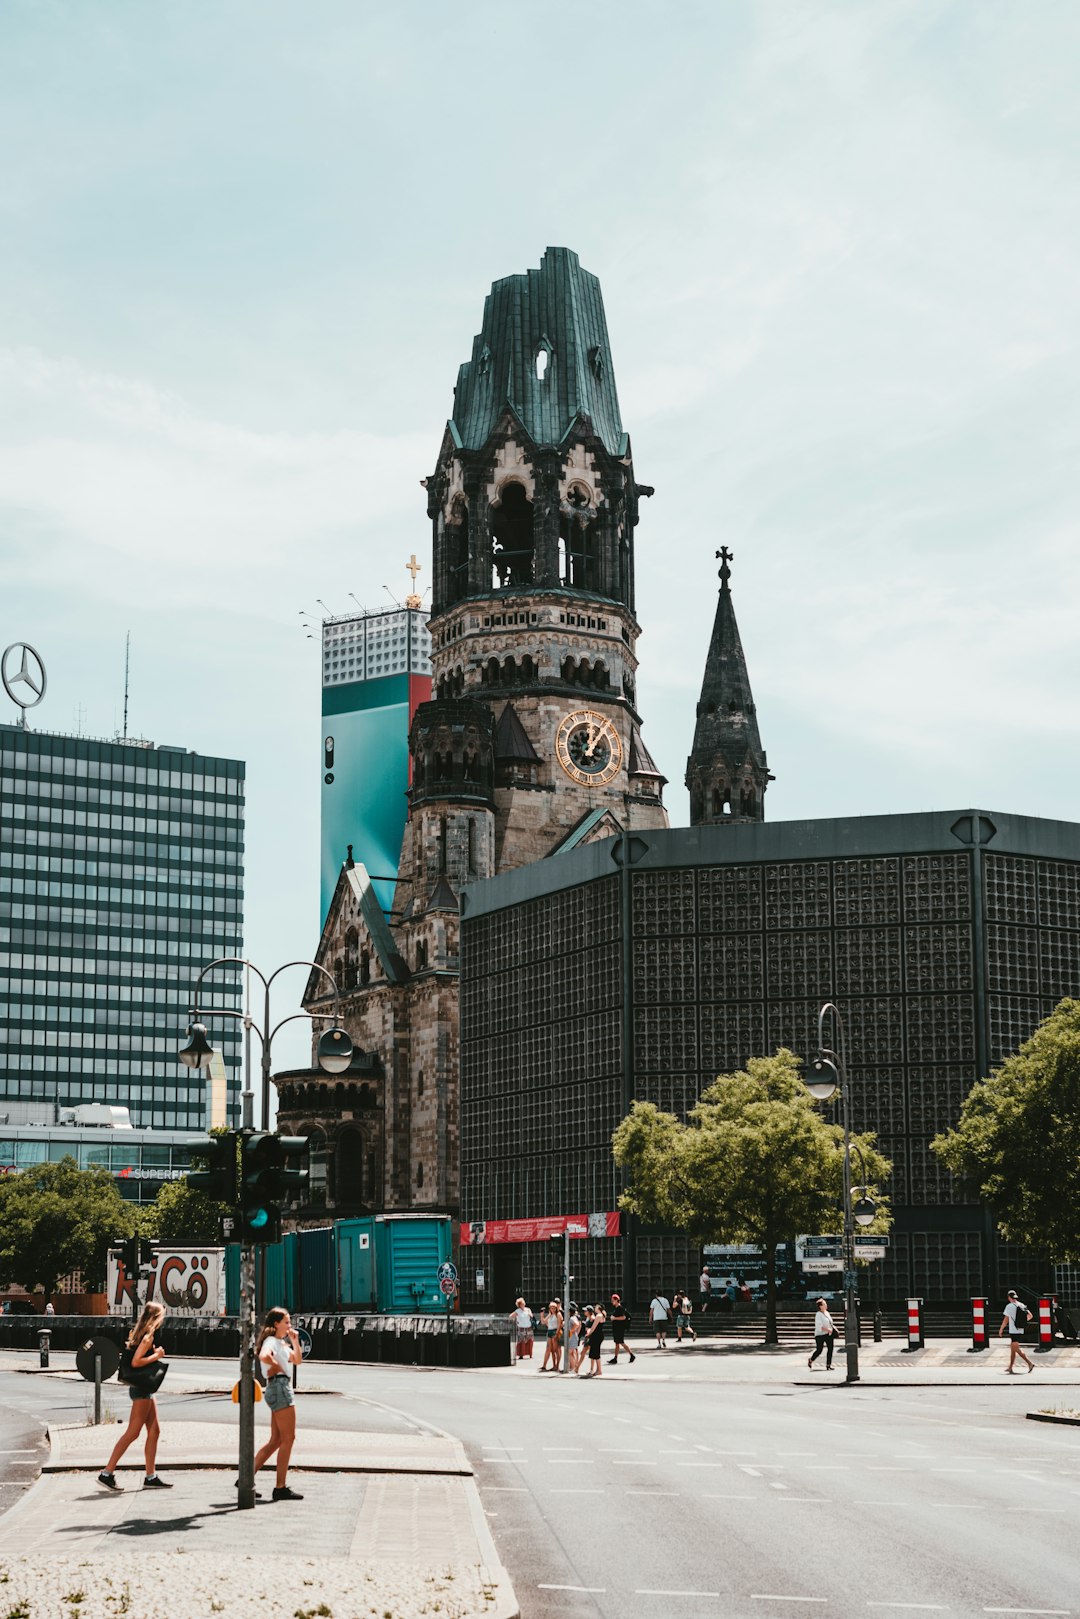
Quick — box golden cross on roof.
[405,554,423,609]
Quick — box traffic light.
[120,1233,142,1280]
[239,1134,309,1245]
[186,1131,239,1205]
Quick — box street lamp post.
[179,955,353,1510]
[180,956,353,1131]
[806,1001,878,1386]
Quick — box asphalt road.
[0,1402,48,1519]
[2,1357,1078,1617]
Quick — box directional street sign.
[799,1235,841,1257]
[802,1259,842,1274]
[437,1261,459,1284]
[854,1246,887,1261]
[855,1234,890,1248]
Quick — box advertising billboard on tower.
[319,603,431,922]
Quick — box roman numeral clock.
[555,709,623,787]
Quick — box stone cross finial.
[716,546,734,588]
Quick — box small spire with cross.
[405,553,422,609]
[716,546,734,590]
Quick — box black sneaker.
[143,1475,173,1488]
[98,1472,122,1491]
[628,1353,636,1363]
[272,1485,304,1501]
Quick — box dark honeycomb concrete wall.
[459,811,1080,1307]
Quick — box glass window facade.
[0,726,244,1130]
[0,1129,202,1205]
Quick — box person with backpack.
[98,1301,171,1491]
[999,1289,1035,1373]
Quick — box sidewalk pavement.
[0,1415,518,1619]
[505,1334,1080,1383]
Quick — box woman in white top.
[808,1298,836,1371]
[509,1298,535,1361]
[253,1307,304,1500]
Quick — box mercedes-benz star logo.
[1,643,48,711]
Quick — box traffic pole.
[1038,1297,1053,1353]
[237,1244,256,1510]
[970,1297,988,1352]
[903,1297,923,1352]
[562,1229,571,1374]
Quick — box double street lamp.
[179,955,353,1130]
[805,1001,878,1385]
[178,955,353,1512]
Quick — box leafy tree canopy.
[0,1157,135,1296]
[612,1049,891,1341]
[143,1176,228,1246]
[933,997,1080,1261]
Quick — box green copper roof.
[450,247,627,457]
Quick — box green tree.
[0,1157,135,1297]
[143,1176,228,1245]
[612,1049,891,1343]
[932,997,1080,1260]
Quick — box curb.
[460,1473,521,1619]
[43,1460,472,1476]
[1026,1411,1080,1426]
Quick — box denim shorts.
[264,1375,294,1412]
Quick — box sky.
[3,0,1079,1075]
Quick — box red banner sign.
[459,1212,620,1246]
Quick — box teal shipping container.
[335,1215,451,1313]
[224,1235,297,1316]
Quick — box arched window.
[448,501,469,601]
[344,930,358,990]
[416,938,428,970]
[560,486,598,589]
[360,949,371,986]
[491,483,534,587]
[305,1126,328,1201]
[335,1128,365,1204]
[416,1161,425,1189]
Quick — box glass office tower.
[320,606,432,921]
[0,725,245,1130]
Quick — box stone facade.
[279,248,668,1219]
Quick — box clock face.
[555,709,623,787]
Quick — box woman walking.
[98,1302,171,1491]
[808,1298,837,1371]
[252,1306,304,1500]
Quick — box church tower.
[686,547,772,825]
[288,249,668,1223]
[418,245,668,877]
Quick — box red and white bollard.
[1038,1297,1053,1352]
[970,1297,989,1352]
[903,1297,924,1352]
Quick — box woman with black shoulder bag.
[99,1301,171,1490]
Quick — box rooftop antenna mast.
[122,631,131,740]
